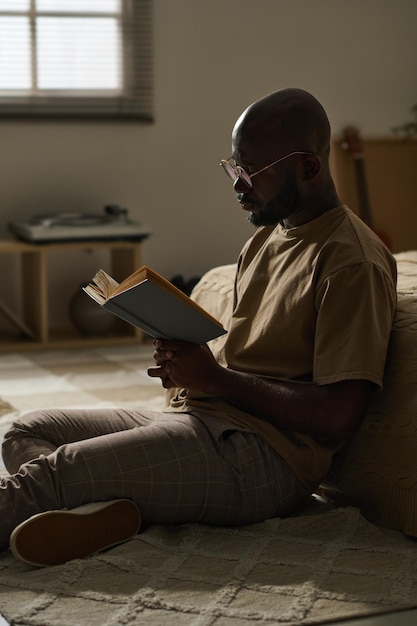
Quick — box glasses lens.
[221,160,252,187]
[221,161,237,181]
[238,167,252,188]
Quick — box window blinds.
[0,0,153,120]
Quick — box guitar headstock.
[341,126,363,158]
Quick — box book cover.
[83,266,227,345]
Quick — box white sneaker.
[10,499,141,567]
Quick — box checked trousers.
[0,408,305,549]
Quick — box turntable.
[9,205,152,243]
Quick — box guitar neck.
[352,155,373,229]
[342,126,391,250]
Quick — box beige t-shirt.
[167,206,397,495]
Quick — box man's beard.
[248,171,300,227]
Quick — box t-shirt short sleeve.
[313,262,397,389]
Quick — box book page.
[83,269,120,305]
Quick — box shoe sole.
[10,499,141,567]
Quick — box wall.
[0,0,416,330]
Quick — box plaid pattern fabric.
[2,409,303,538]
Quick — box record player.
[9,205,152,243]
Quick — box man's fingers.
[148,363,171,377]
[153,348,174,363]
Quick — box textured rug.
[0,345,416,625]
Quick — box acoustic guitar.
[341,126,391,250]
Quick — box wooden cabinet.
[0,239,144,351]
[330,137,417,253]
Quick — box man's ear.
[300,154,322,181]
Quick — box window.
[0,0,153,120]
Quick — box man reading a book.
[0,88,397,567]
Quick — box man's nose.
[233,176,251,194]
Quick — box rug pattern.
[0,504,416,625]
[0,344,165,420]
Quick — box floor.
[0,607,416,625]
[326,608,417,625]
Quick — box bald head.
[233,88,331,161]
[229,88,340,227]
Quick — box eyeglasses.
[220,151,314,188]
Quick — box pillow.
[190,263,236,330]
[319,252,417,537]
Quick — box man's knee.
[2,411,55,474]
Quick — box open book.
[83,265,227,344]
